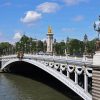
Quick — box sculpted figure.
[96,40,100,51]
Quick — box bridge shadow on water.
[6,61,83,100]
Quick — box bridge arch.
[1,58,92,100]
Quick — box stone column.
[46,26,53,55]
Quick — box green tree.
[69,39,83,56]
[54,40,65,55]
[37,40,44,52]
[0,42,12,55]
[86,39,96,56]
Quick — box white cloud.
[13,32,22,40]
[20,11,42,24]
[73,15,84,22]
[41,38,46,42]
[0,2,11,7]
[62,28,76,33]
[63,0,88,6]
[36,2,60,13]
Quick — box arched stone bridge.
[0,54,93,100]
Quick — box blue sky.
[0,0,100,43]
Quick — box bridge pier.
[92,52,100,100]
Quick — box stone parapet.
[92,68,100,100]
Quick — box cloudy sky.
[0,0,99,42]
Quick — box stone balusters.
[42,60,92,95]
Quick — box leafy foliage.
[0,35,97,56]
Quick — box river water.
[0,61,83,100]
[0,73,71,100]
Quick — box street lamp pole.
[94,16,100,51]
[83,34,88,55]
[92,16,100,100]
[94,16,100,40]
[93,16,100,66]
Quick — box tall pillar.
[46,26,53,55]
[92,16,100,100]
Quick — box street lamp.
[93,16,100,66]
[66,37,70,56]
[83,34,88,55]
[94,16,100,40]
[94,16,100,51]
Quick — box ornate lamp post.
[66,37,70,56]
[83,34,88,55]
[92,16,100,100]
[94,16,100,51]
[17,43,24,59]
[94,16,100,40]
[93,16,100,66]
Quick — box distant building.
[83,34,88,43]
[83,34,88,55]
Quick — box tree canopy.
[0,35,96,56]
